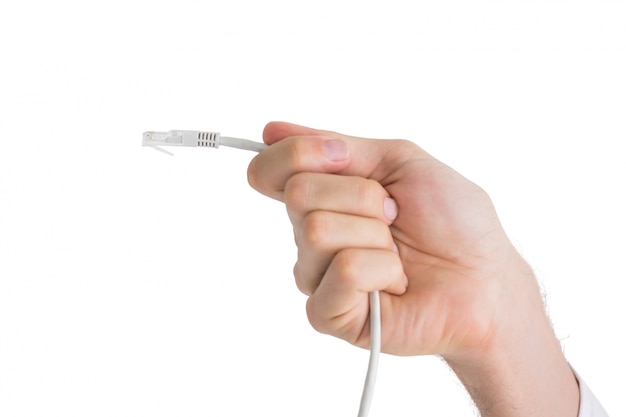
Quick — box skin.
[247,121,580,416]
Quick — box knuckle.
[284,173,313,214]
[331,249,362,287]
[392,138,420,154]
[306,295,359,343]
[287,137,311,170]
[293,262,312,296]
[299,211,332,249]
[305,298,330,335]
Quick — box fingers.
[284,173,398,231]
[248,121,430,201]
[248,135,351,201]
[287,173,401,296]
[306,248,405,346]
[248,121,417,349]
[294,211,397,295]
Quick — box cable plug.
[142,130,267,155]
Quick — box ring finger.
[294,210,397,295]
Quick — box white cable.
[142,129,382,417]
[220,136,268,152]
[358,290,381,417]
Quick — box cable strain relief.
[197,131,220,148]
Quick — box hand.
[249,121,519,357]
[248,122,579,416]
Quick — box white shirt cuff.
[574,369,609,417]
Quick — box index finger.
[247,135,352,201]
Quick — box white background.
[1,1,624,416]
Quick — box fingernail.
[384,197,398,221]
[403,273,409,288]
[322,139,349,161]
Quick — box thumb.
[262,121,331,145]
[259,121,430,185]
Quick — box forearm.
[445,260,580,417]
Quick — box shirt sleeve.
[575,370,609,417]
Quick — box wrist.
[444,255,580,417]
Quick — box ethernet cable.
[142,130,268,155]
[142,129,381,417]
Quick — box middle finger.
[294,210,395,295]
[284,172,398,233]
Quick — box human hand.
[248,121,529,358]
[248,122,579,416]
